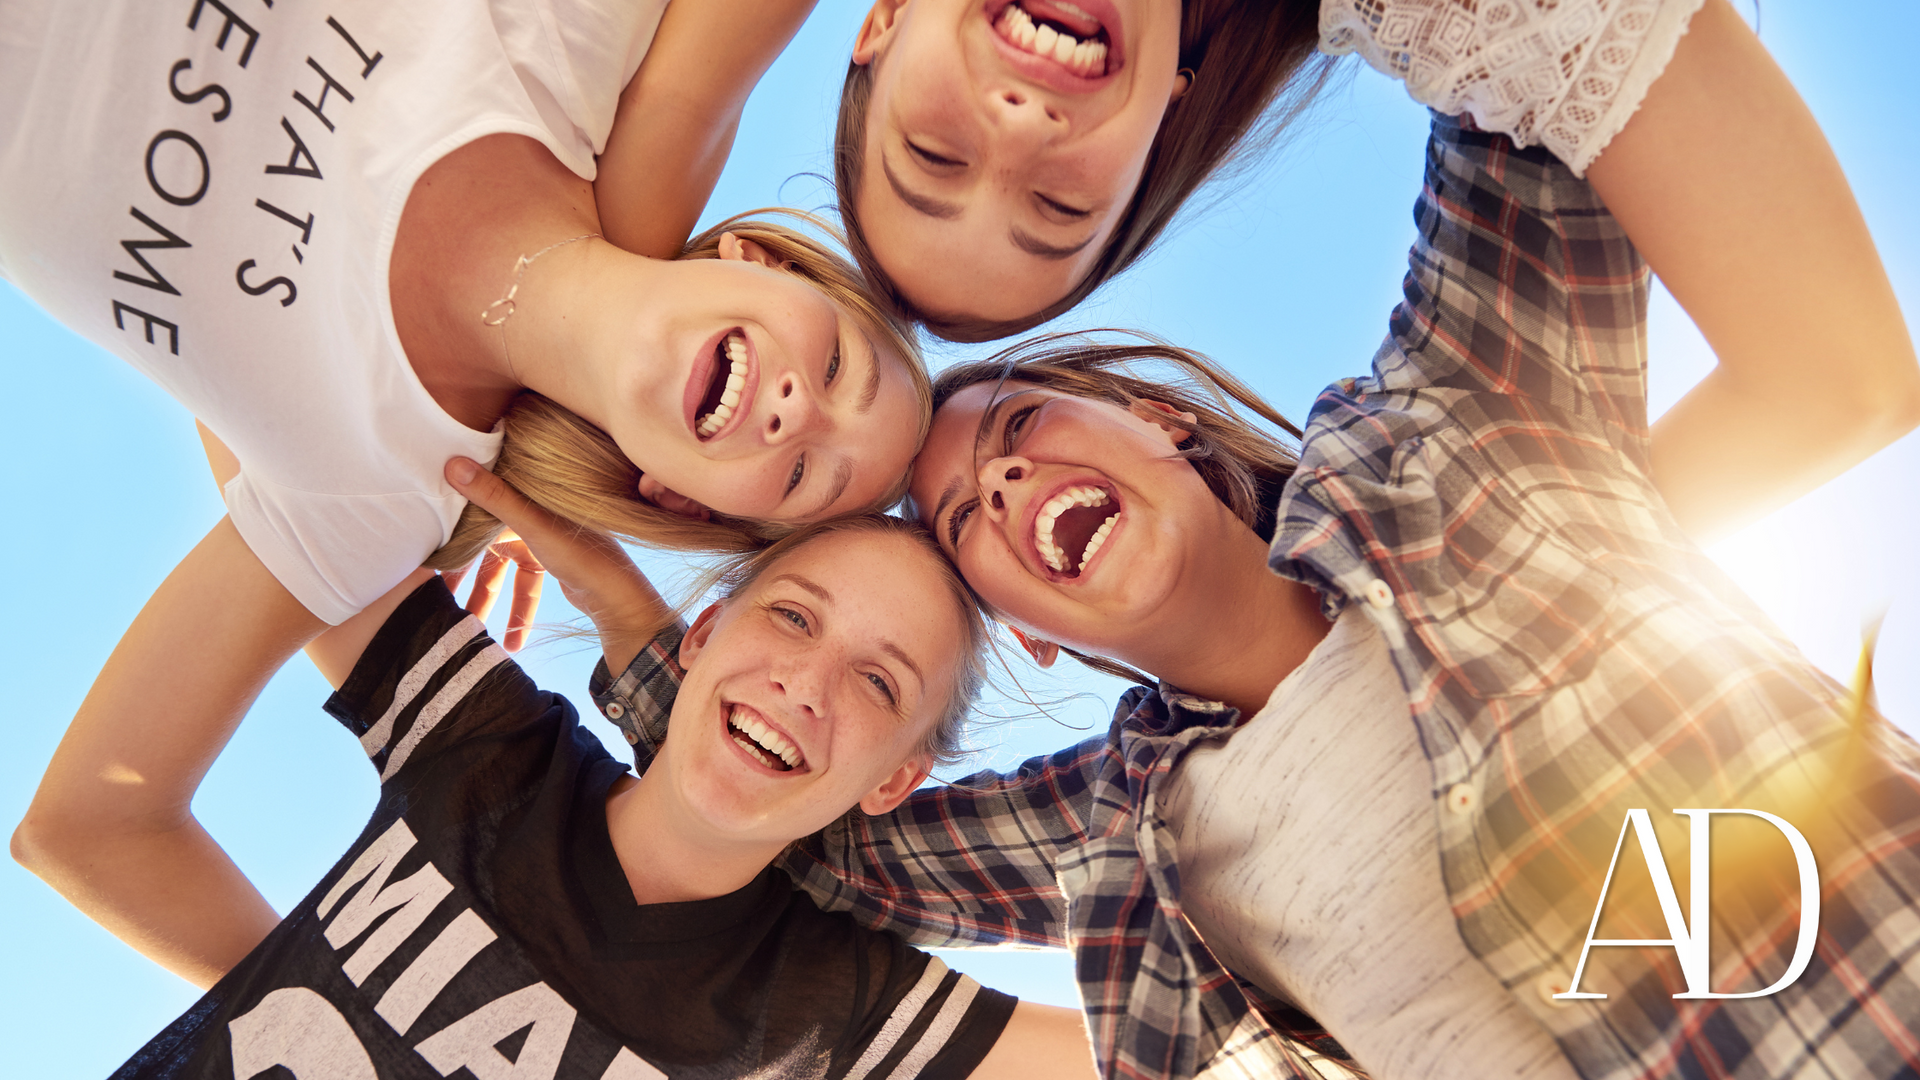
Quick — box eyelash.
[786,459,805,497]
[945,404,1040,548]
[1037,194,1090,220]
[907,141,962,168]
[827,343,842,385]
[769,604,898,705]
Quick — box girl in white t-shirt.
[0,0,926,631]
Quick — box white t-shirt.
[1161,608,1580,1080]
[0,0,668,623]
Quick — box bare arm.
[10,519,327,988]
[593,0,819,258]
[969,1001,1096,1080]
[1587,0,1920,542]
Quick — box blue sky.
[4,1,1917,1074]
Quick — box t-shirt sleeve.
[1319,0,1706,175]
[322,577,533,784]
[842,955,1018,1080]
[225,470,471,626]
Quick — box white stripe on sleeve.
[359,616,487,760]
[882,975,980,1080]
[378,642,509,782]
[844,959,950,1080]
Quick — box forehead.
[743,531,966,656]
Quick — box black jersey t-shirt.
[111,580,1014,1080]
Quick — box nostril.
[770,416,782,434]
[1003,91,1024,106]
[1003,466,1024,481]
[990,492,1005,510]
[1044,107,1062,123]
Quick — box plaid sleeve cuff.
[588,621,686,771]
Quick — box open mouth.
[726,704,806,773]
[993,0,1113,78]
[1033,484,1120,576]
[695,331,749,440]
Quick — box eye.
[785,458,805,497]
[945,498,977,550]
[864,671,898,705]
[1003,404,1040,453]
[826,343,842,385]
[1036,194,1091,220]
[907,140,963,168]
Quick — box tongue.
[1020,0,1103,40]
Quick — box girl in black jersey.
[15,474,1093,1079]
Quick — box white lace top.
[1320,0,1707,174]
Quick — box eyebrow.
[772,572,927,690]
[808,457,854,518]
[881,152,964,220]
[1010,227,1093,260]
[857,332,882,414]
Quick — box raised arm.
[1586,0,1920,540]
[594,0,820,258]
[9,519,335,988]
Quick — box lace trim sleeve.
[1319,0,1707,175]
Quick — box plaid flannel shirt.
[595,115,1920,1080]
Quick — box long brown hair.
[427,211,930,572]
[923,331,1302,683]
[836,0,1337,342]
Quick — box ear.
[1007,626,1059,669]
[1128,398,1199,444]
[853,0,910,65]
[859,752,934,816]
[678,602,725,670]
[716,232,791,272]
[637,474,713,520]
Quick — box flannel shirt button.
[1445,783,1476,814]
[622,728,639,745]
[1538,972,1576,1007]
[1363,578,1395,610]
[604,701,626,720]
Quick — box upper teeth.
[1034,485,1118,573]
[696,333,748,438]
[730,707,803,770]
[996,3,1109,75]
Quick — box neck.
[1116,511,1330,717]
[602,773,784,907]
[391,134,640,432]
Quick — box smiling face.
[658,529,968,843]
[909,379,1239,655]
[852,0,1184,323]
[595,238,925,524]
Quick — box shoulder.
[324,577,537,781]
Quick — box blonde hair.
[921,331,1302,685]
[428,211,931,572]
[710,513,988,767]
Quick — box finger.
[465,549,507,623]
[445,458,562,546]
[505,562,546,653]
[494,537,545,574]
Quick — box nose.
[985,85,1066,153]
[975,453,1036,523]
[768,647,830,720]
[765,370,827,445]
